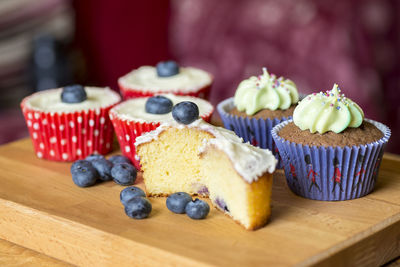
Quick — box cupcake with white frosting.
[20,86,121,161]
[272,84,390,201]
[217,67,300,168]
[109,94,213,169]
[118,61,213,100]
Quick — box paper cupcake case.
[109,108,214,170]
[217,98,289,168]
[271,119,391,201]
[118,83,212,101]
[21,102,118,161]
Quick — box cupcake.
[217,67,299,168]
[20,85,121,161]
[272,84,390,201]
[118,61,213,100]
[109,94,214,169]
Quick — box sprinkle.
[336,106,341,110]
[330,103,334,107]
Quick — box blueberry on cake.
[118,61,213,99]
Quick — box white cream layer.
[118,66,212,93]
[24,87,121,113]
[135,119,277,183]
[110,94,213,123]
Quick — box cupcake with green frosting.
[217,68,300,168]
[271,84,390,201]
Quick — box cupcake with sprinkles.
[272,84,390,201]
[217,67,300,167]
[20,85,121,161]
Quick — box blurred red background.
[1,0,399,153]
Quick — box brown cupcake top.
[278,121,383,147]
[229,105,296,120]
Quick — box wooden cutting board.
[0,138,399,266]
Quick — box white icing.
[135,119,277,183]
[24,87,121,113]
[118,66,213,93]
[110,94,213,123]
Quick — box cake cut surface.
[135,120,277,230]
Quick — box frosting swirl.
[293,84,364,134]
[233,68,299,115]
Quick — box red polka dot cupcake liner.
[118,83,212,101]
[109,106,214,170]
[21,98,120,161]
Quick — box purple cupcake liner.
[271,119,391,201]
[217,97,292,168]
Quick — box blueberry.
[111,163,137,186]
[145,96,173,114]
[185,199,210,219]
[61,84,87,103]
[85,153,105,162]
[166,192,192,214]
[120,186,146,206]
[156,60,179,77]
[70,160,98,187]
[108,155,132,165]
[172,101,199,125]
[124,197,152,219]
[91,158,113,181]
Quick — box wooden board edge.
[0,199,212,267]
[0,239,73,266]
[299,213,400,266]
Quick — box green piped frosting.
[233,68,299,115]
[293,84,364,134]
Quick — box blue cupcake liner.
[271,119,391,201]
[217,97,292,168]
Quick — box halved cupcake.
[21,85,121,161]
[118,61,213,100]
[109,94,214,169]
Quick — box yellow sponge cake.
[135,119,277,230]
